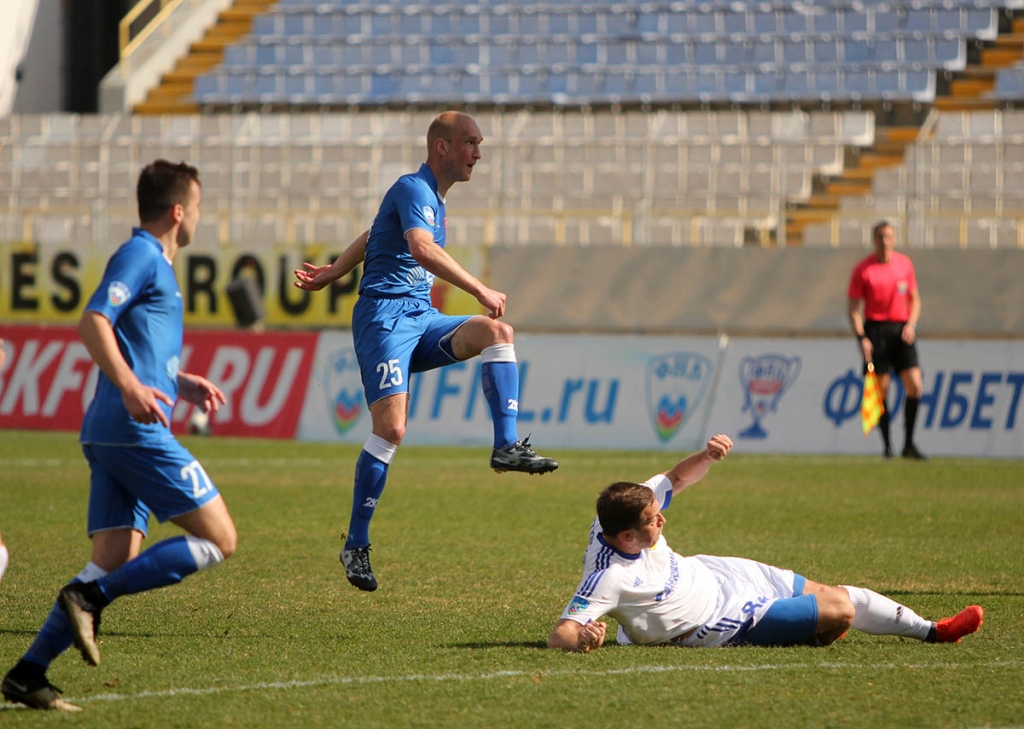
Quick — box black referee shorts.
[863,320,920,375]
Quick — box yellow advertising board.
[0,240,484,327]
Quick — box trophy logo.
[738,354,801,439]
[646,352,713,443]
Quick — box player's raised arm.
[294,229,369,292]
[662,434,733,495]
[406,227,506,318]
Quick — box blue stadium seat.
[193,73,219,102]
[782,40,808,65]
[199,0,990,107]
[990,65,1024,99]
[781,11,808,35]
[967,8,998,39]
[752,10,778,35]
[284,72,311,104]
[369,72,399,101]
[813,39,839,64]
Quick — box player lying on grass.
[548,434,983,652]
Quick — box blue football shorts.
[738,574,820,646]
[83,440,220,536]
[351,295,472,406]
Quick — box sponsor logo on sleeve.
[423,206,436,226]
[568,596,590,615]
[108,281,131,307]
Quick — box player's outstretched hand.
[474,285,506,319]
[706,434,733,461]
[122,380,175,428]
[293,262,336,292]
[577,621,607,653]
[178,372,227,416]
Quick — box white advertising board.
[298,333,725,451]
[696,338,1024,457]
[298,333,1024,457]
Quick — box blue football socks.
[96,536,202,601]
[480,344,520,449]
[346,437,396,550]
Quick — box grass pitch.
[1,430,1022,728]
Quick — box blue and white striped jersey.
[559,473,720,646]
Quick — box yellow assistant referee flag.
[861,362,884,436]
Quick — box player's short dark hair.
[596,482,655,537]
[137,159,200,223]
[872,220,893,239]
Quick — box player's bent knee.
[377,422,405,444]
[817,589,855,631]
[214,527,238,560]
[184,535,229,569]
[494,320,514,343]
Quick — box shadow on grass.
[447,641,549,650]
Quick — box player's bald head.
[427,112,479,148]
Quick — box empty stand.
[1,110,876,248]
[191,1,1007,108]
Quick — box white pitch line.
[2,660,1022,710]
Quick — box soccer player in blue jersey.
[548,435,983,653]
[1,161,238,712]
[294,111,558,591]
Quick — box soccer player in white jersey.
[294,111,557,592]
[2,161,238,711]
[549,434,984,652]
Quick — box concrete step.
[800,195,842,209]
[205,20,251,37]
[980,47,1024,66]
[836,167,876,181]
[876,126,919,144]
[134,100,201,115]
[825,181,872,196]
[932,96,1001,111]
[147,82,195,99]
[856,152,904,169]
[787,208,836,224]
[949,77,997,97]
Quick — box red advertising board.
[0,324,318,439]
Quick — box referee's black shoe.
[901,443,927,461]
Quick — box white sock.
[0,545,8,583]
[184,536,225,571]
[842,585,933,640]
[76,561,109,583]
[364,434,398,464]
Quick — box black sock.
[879,404,891,452]
[9,658,47,681]
[904,396,920,448]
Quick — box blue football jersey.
[360,163,447,301]
[80,228,184,445]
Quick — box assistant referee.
[847,221,926,460]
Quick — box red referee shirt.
[847,251,918,322]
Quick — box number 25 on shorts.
[376,359,404,390]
